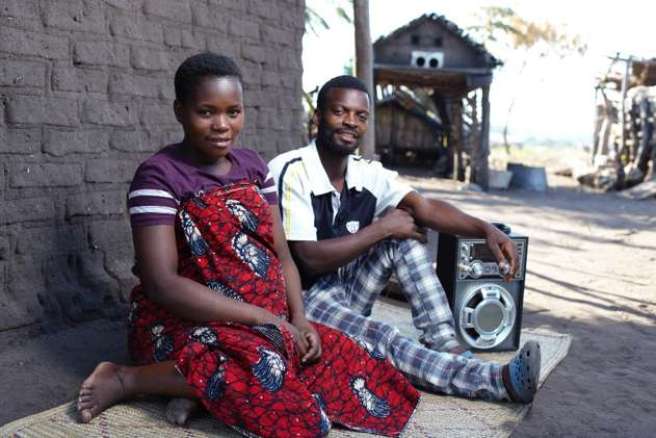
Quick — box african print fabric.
[128,182,419,438]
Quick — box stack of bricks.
[0,0,306,332]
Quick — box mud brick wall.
[0,0,306,331]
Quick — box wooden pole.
[354,0,375,159]
[451,98,465,181]
[473,84,490,190]
[619,57,632,158]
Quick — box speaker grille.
[458,284,516,349]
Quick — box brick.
[262,24,293,47]
[103,0,137,10]
[255,107,273,129]
[130,46,171,71]
[143,0,191,23]
[163,28,182,47]
[181,30,205,49]
[0,0,40,19]
[240,65,262,87]
[243,87,264,107]
[0,0,41,30]
[0,27,69,60]
[248,0,275,20]
[110,12,163,43]
[74,41,129,68]
[43,0,105,33]
[6,95,80,127]
[190,2,227,30]
[2,257,43,330]
[52,67,108,93]
[16,224,86,256]
[207,0,247,14]
[244,107,258,128]
[3,197,56,224]
[105,252,137,296]
[109,72,160,98]
[280,73,300,90]
[0,235,8,260]
[85,158,138,183]
[241,44,267,64]
[66,190,126,217]
[140,103,178,128]
[228,18,260,40]
[110,129,159,152]
[43,128,109,156]
[206,37,239,58]
[9,162,83,188]
[43,251,120,322]
[82,99,136,127]
[277,49,302,71]
[261,70,282,87]
[279,1,306,30]
[89,219,132,252]
[161,129,182,145]
[0,60,46,88]
[0,128,40,154]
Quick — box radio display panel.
[471,243,495,261]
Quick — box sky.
[303,0,656,146]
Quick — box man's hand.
[291,316,322,364]
[377,208,427,242]
[484,224,518,282]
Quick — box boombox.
[436,231,528,351]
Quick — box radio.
[437,230,528,351]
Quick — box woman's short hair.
[174,52,242,103]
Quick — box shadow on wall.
[2,217,136,333]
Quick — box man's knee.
[381,238,431,263]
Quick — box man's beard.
[316,123,360,156]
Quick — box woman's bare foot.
[77,362,130,423]
[166,397,199,425]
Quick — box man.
[269,75,540,403]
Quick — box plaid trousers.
[303,238,508,400]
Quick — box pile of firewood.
[585,57,656,198]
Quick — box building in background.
[373,13,500,188]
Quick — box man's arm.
[289,208,425,276]
[398,191,518,278]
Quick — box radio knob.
[470,261,484,279]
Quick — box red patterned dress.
[128,182,419,437]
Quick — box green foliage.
[305,0,353,36]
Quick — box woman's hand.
[291,316,322,364]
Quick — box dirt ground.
[1,151,655,437]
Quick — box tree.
[304,1,352,36]
[353,0,375,159]
[469,7,587,149]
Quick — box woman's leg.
[77,360,196,423]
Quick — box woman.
[76,52,419,438]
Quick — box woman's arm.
[133,224,280,325]
[269,205,322,362]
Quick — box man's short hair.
[174,52,242,103]
[316,75,370,111]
